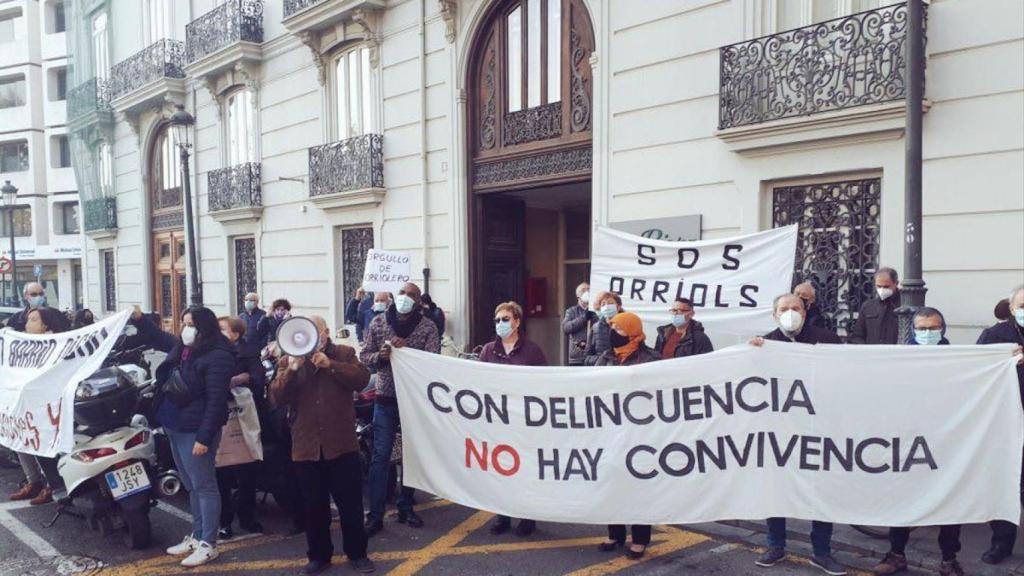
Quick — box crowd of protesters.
[3,273,1023,576]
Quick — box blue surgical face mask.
[600,304,617,320]
[914,329,942,346]
[372,302,387,313]
[395,294,415,314]
[244,300,256,311]
[1016,308,1024,328]
[671,313,689,328]
[496,319,513,339]
[28,295,46,308]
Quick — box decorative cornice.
[438,0,457,44]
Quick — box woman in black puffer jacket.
[156,306,234,568]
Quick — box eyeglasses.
[27,292,44,297]
[494,316,513,324]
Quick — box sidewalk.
[688,519,1024,575]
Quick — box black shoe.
[755,547,786,567]
[626,545,647,560]
[303,559,331,575]
[364,518,383,538]
[489,519,511,535]
[350,557,375,573]
[810,554,847,576]
[399,510,424,528]
[514,520,536,537]
[982,545,1011,565]
[598,540,624,552]
[239,520,264,534]
[218,526,233,541]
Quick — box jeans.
[296,452,368,562]
[766,518,833,557]
[890,525,961,561]
[217,462,259,529]
[18,454,63,491]
[367,401,415,522]
[18,453,43,485]
[168,429,222,545]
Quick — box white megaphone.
[276,316,320,358]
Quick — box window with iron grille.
[233,237,257,315]
[341,227,373,316]
[101,249,116,312]
[772,177,881,338]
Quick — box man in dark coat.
[344,288,376,343]
[978,285,1024,566]
[561,282,595,366]
[654,297,714,359]
[848,267,901,345]
[6,282,70,332]
[239,293,266,345]
[793,281,830,331]
[751,294,843,576]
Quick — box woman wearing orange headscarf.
[594,311,660,559]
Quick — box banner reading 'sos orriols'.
[392,343,1023,527]
[0,310,131,457]
[590,225,798,336]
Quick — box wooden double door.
[153,230,187,333]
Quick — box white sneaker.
[166,535,196,556]
[180,541,219,567]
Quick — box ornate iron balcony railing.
[83,197,117,232]
[109,39,186,101]
[186,0,264,63]
[208,162,262,212]
[718,3,925,130]
[67,77,112,121]
[308,134,384,198]
[284,0,327,19]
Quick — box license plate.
[105,462,150,500]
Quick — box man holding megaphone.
[269,316,376,575]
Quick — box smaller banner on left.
[0,310,131,457]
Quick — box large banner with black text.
[590,225,798,337]
[392,343,1023,526]
[0,310,131,457]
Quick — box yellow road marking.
[99,533,291,576]
[563,528,710,576]
[386,510,495,576]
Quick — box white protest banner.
[392,343,1023,526]
[362,249,412,294]
[590,225,797,337]
[0,310,131,457]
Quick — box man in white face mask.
[849,267,901,345]
[561,282,596,366]
[976,284,1024,566]
[749,293,843,575]
[358,281,440,536]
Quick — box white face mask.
[1015,308,1024,328]
[181,326,197,346]
[395,294,415,314]
[579,292,590,307]
[877,287,894,301]
[777,310,804,334]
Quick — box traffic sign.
[0,257,11,274]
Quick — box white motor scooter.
[51,353,172,549]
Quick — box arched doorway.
[466,0,595,360]
[148,123,187,333]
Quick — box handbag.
[163,367,193,408]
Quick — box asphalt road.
[0,463,922,576]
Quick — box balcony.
[208,162,263,223]
[186,0,264,83]
[282,0,384,37]
[67,78,114,130]
[716,3,927,154]
[307,133,384,210]
[83,196,117,238]
[109,39,187,115]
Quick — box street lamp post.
[1,180,18,308]
[895,0,927,342]
[169,104,202,307]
